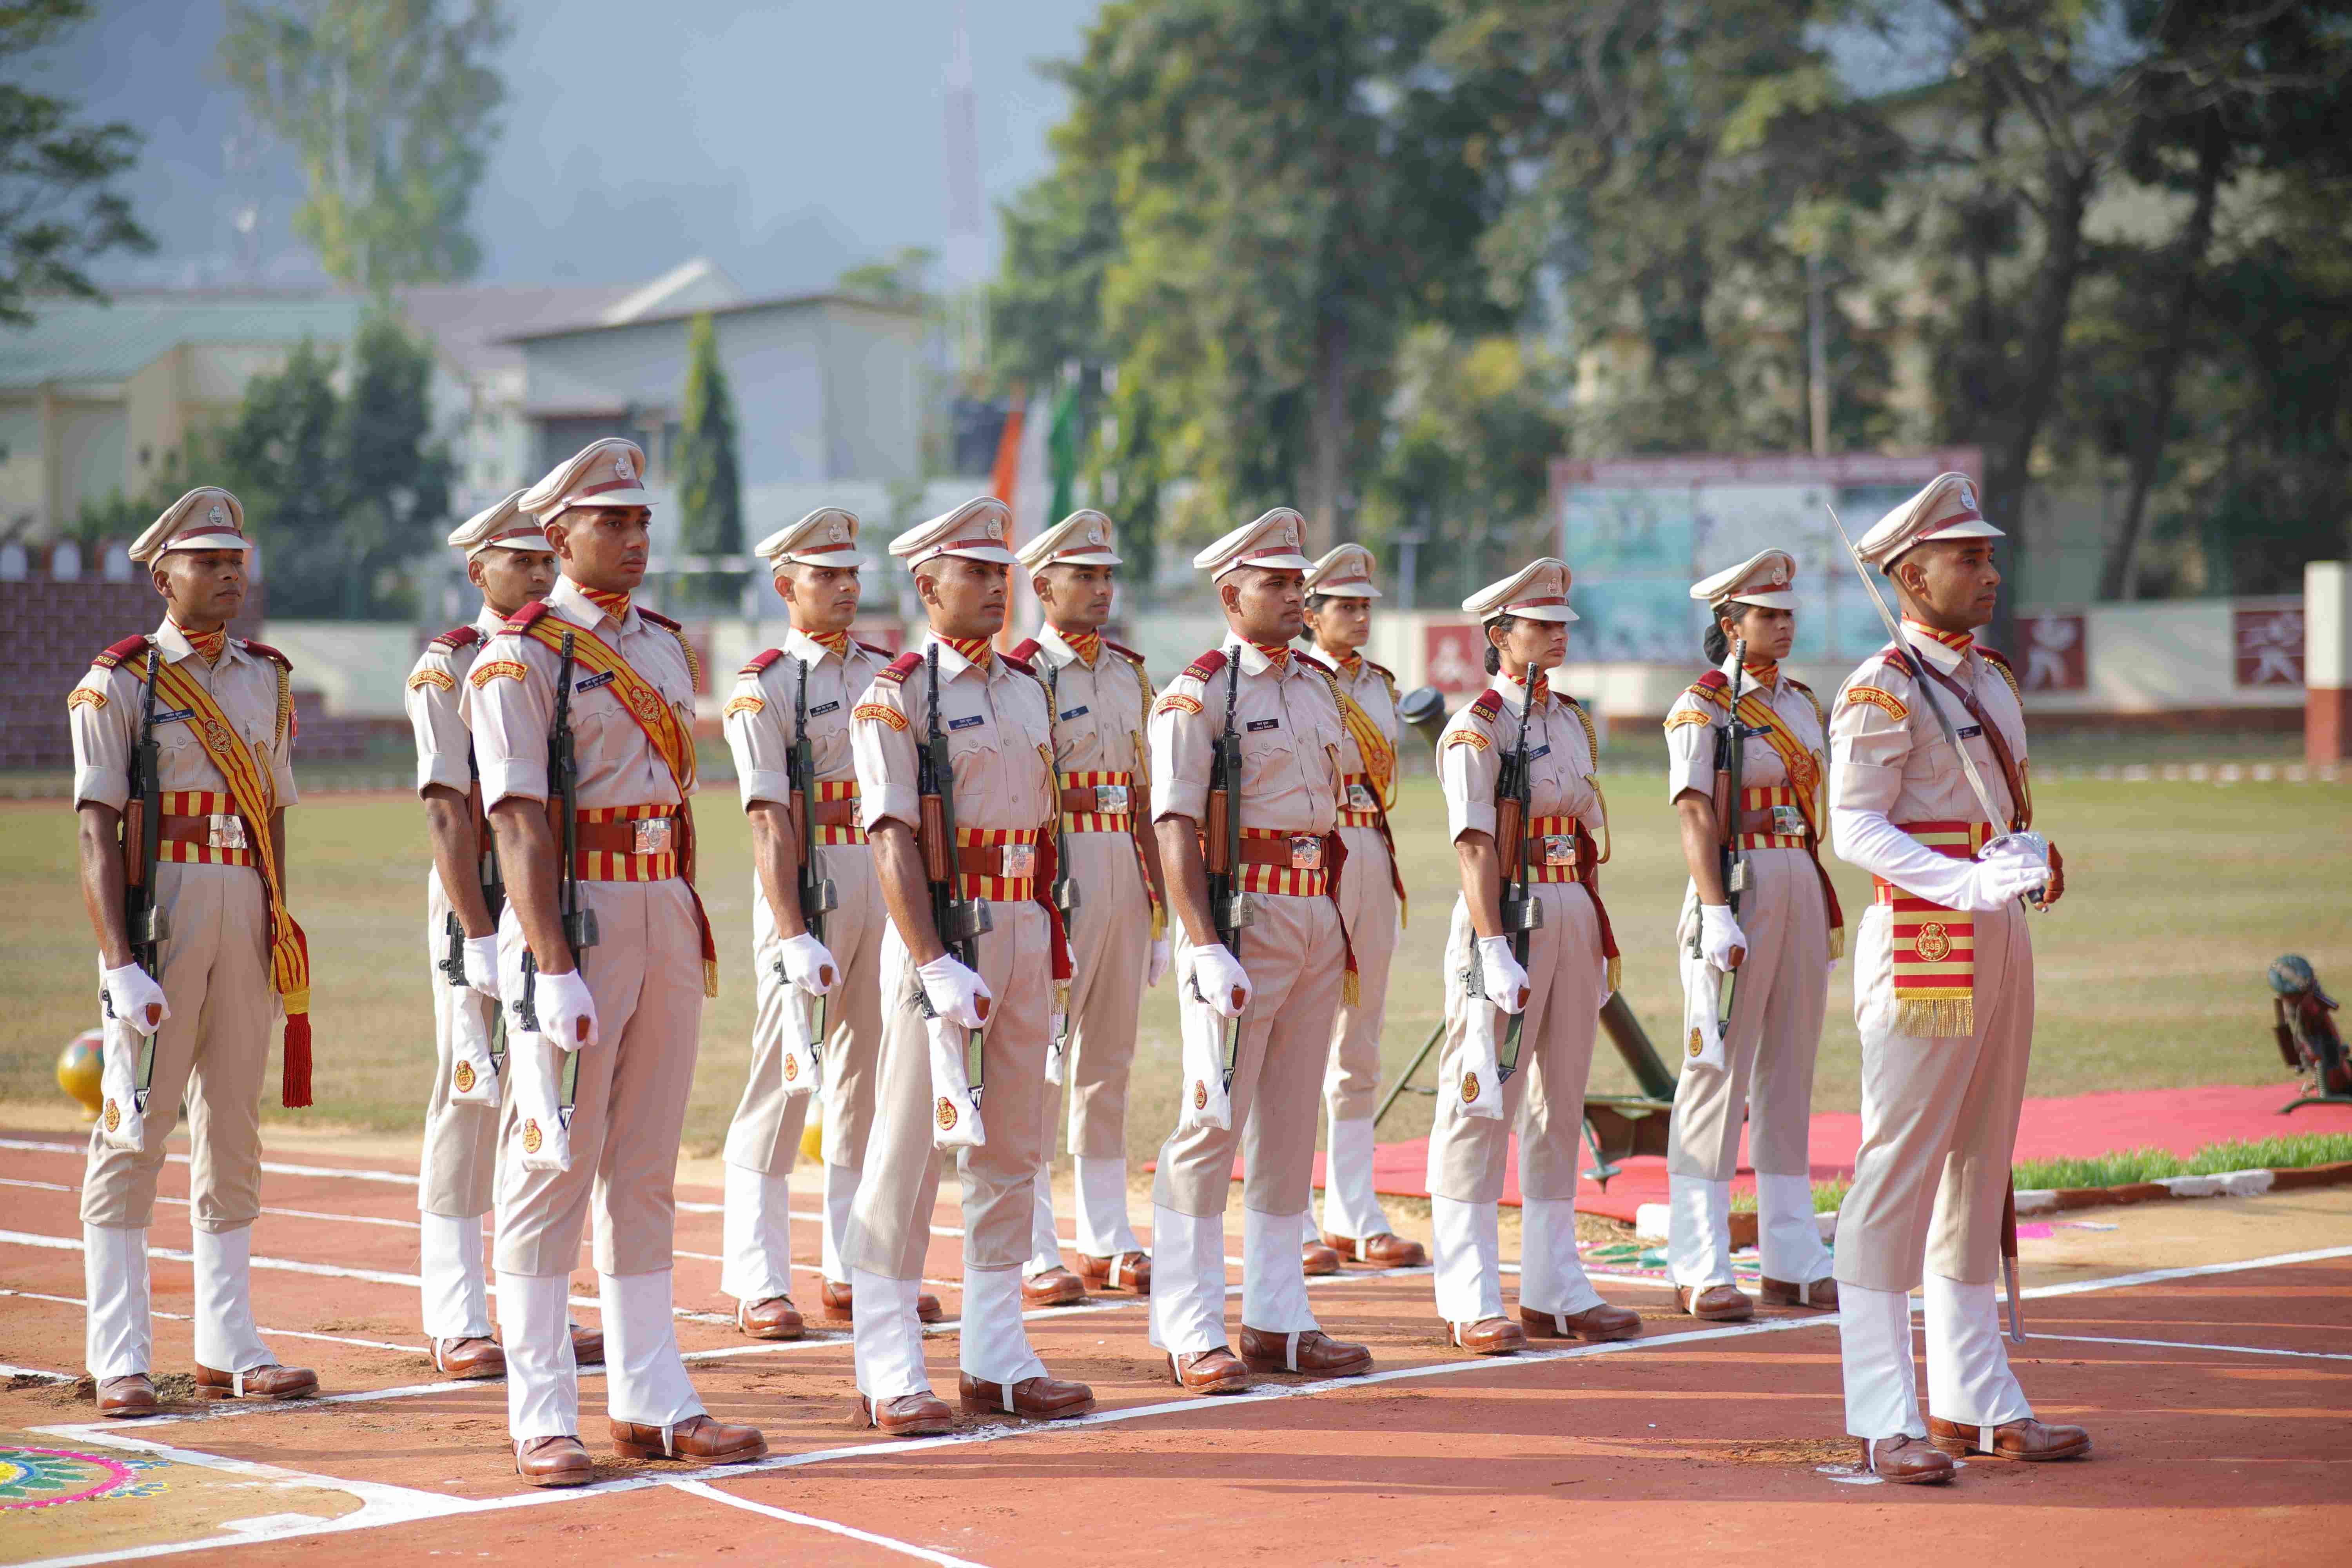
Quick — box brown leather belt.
[957,840,1039,877]
[574,814,679,856]
[1057,782,1128,813]
[809,795,860,828]
[1236,832,1338,869]
[157,813,251,848]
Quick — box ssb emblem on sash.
[936,1096,957,1131]
[1916,922,1953,963]
[1193,1080,1208,1111]
[1688,1027,1704,1060]
[782,1054,798,1083]
[523,1120,543,1154]
[1461,1073,1480,1104]
[103,1100,120,1133]
[453,1060,475,1094]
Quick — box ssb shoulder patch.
[1154,692,1203,718]
[878,651,922,685]
[1180,648,1229,684]
[407,667,456,693]
[1442,728,1491,752]
[67,686,107,711]
[469,659,529,689]
[854,701,908,731]
[1844,686,1909,721]
[1663,708,1711,732]
[723,693,765,719]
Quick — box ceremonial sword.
[1825,502,2036,1344]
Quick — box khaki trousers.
[843,899,1054,1281]
[722,843,887,1176]
[493,878,704,1278]
[1153,893,1345,1218]
[1834,900,2034,1293]
[419,864,501,1219]
[82,863,273,1234]
[1425,882,1603,1205]
[1320,824,1398,1121]
[1666,847,1831,1180]
[1046,830,1149,1160]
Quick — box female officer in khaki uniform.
[1661,549,1840,1321]
[1424,560,1641,1356]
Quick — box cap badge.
[207,505,225,527]
[1770,563,1786,585]
[1087,524,1103,545]
[829,518,847,543]
[1958,480,1977,511]
[985,517,1002,539]
[613,451,635,482]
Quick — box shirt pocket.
[1238,710,1297,796]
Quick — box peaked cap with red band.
[522,436,656,523]
[446,488,554,556]
[1854,472,2003,570]
[130,487,248,564]
[1463,557,1578,623]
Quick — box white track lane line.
[2023,1332,2352,1362]
[24,1241,2347,1568]
[0,1174,422,1230]
[677,1478,991,1567]
[2,1359,76,1381]
[0,1287,428,1356]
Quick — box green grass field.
[4,769,2345,1168]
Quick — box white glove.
[1187,943,1252,1019]
[1475,936,1530,1015]
[926,1014,985,1149]
[1698,904,1748,974]
[1455,984,1506,1121]
[774,986,824,1100]
[101,962,168,1034]
[447,988,500,1105]
[529,966,599,1051]
[1146,935,1172,989]
[461,934,500,998]
[1679,944,1729,1075]
[1176,972,1235,1132]
[1962,835,2051,912]
[777,931,838,996]
[96,1016,148,1152]
[917,953,991,1030]
[507,1031,571,1172]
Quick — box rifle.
[113,637,169,1111]
[779,655,839,1059]
[1041,659,1080,1068]
[915,642,991,1100]
[1489,671,1541,1082]
[1200,656,1254,1089]
[441,758,508,1069]
[1709,637,1749,1025]
[517,630,599,1122]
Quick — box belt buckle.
[1289,834,1323,871]
[1771,804,1807,837]
[1345,782,1377,813]
[632,817,674,855]
[207,813,248,851]
[1541,834,1575,867]
[1002,842,1037,879]
[1093,782,1130,814]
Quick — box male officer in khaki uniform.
[468,438,764,1485]
[841,497,1095,1436]
[407,492,606,1379]
[69,488,318,1416]
[1148,509,1374,1393]
[1828,473,2086,1484]
[719,508,941,1336]
[1662,548,1839,1321]
[1009,509,1169,1301]
[1295,543,1423,1273]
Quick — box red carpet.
[1320,1082,2352,1224]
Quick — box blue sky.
[58,0,1103,294]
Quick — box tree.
[220,0,509,290]
[0,0,152,325]
[673,312,742,607]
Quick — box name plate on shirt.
[1060,704,1089,721]
[1770,804,1807,837]
[1001,842,1036,879]
[1955,723,1983,739]
[1345,781,1377,812]
[809,700,840,717]
[1289,835,1324,870]
[576,671,615,693]
[632,818,675,855]
[1247,718,1280,733]
[948,713,984,731]
[1539,834,1576,867]
[1529,743,1552,760]
[1093,783,1131,813]
[153,707,196,725]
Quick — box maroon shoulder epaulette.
[878,650,922,685]
[1007,637,1042,664]
[1364,656,1396,682]
[855,640,894,660]
[503,601,554,634]
[1104,638,1146,668]
[91,633,149,671]
[242,639,292,671]
[1000,652,1038,679]
[1181,648,1229,683]
[430,624,484,652]
[1783,674,1814,696]
[637,605,682,632]
[1467,688,1504,723]
[1696,669,1730,692]
[1979,647,2013,674]
[740,647,784,678]
[1295,648,1333,673]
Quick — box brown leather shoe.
[1237,1325,1373,1377]
[1301,1241,1341,1276]
[860,1392,955,1436]
[515,1435,593,1487]
[98,1373,159,1418]
[1862,1434,1955,1485]
[958,1371,1096,1420]
[1520,1302,1643,1342]
[821,1279,945,1323]
[1675,1284,1755,1321]
[736,1295,805,1340]
[433,1336,506,1378]
[1760,1276,1838,1309]
[569,1321,604,1366]
[1167,1347,1253,1394]
[1020,1267,1086,1307]
[1325,1230,1428,1267]
[610,1414,767,1465]
[1076,1251,1151,1294]
[1929,1415,2092,1462]
[1445,1317,1527,1356]
[194,1363,318,1400]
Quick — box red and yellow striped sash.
[1236,826,1330,898]
[1521,814,1586,884]
[957,826,1040,903]
[573,803,679,881]
[814,779,865,846]
[1736,785,1810,849]
[1060,769,1134,833]
[1876,820,1993,1037]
